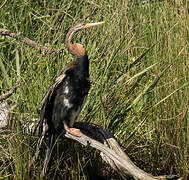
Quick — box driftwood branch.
[0,29,53,53]
[0,106,182,180]
[65,122,181,180]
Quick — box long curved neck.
[65,27,86,57]
[75,54,89,79]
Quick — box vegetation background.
[0,0,188,179]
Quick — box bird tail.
[32,105,46,137]
[32,120,40,136]
[29,132,45,169]
[29,123,49,171]
[42,133,55,177]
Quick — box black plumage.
[39,54,90,137]
[32,22,104,176]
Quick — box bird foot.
[64,123,82,137]
[68,128,83,137]
[66,127,83,137]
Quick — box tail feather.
[42,133,55,177]
[38,107,46,137]
[32,107,46,137]
[29,124,49,170]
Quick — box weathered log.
[0,103,182,180]
[66,122,182,180]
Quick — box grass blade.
[15,49,21,82]
[153,82,189,108]
[0,55,11,88]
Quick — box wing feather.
[34,61,77,137]
[38,73,67,136]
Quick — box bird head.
[65,22,104,57]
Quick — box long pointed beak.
[84,22,104,29]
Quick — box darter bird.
[32,22,104,176]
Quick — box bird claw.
[66,128,82,137]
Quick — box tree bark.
[64,122,182,180]
[0,29,53,53]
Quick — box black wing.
[35,62,77,137]
[38,73,67,136]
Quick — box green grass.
[0,0,189,179]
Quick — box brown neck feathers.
[65,26,86,57]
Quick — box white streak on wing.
[64,86,69,94]
[63,98,72,108]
